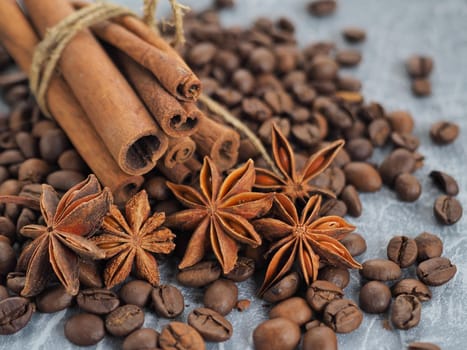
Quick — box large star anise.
[253,193,361,296]
[91,190,175,288]
[166,157,274,274]
[255,124,344,201]
[18,175,112,297]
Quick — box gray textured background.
[1,0,467,349]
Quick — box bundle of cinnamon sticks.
[0,0,241,202]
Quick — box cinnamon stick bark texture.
[0,0,144,204]
[191,115,241,171]
[23,0,168,175]
[116,52,200,137]
[156,162,194,184]
[164,136,196,168]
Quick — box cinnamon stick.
[163,136,196,168]
[0,0,143,204]
[191,114,241,171]
[23,0,168,175]
[156,162,194,184]
[116,52,200,137]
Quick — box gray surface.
[1,0,467,349]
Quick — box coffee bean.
[64,313,105,346]
[379,148,416,186]
[408,342,441,350]
[18,158,51,183]
[429,170,459,196]
[318,99,352,128]
[0,285,8,302]
[291,123,321,147]
[417,257,457,286]
[343,120,366,140]
[415,232,443,261]
[291,83,316,104]
[307,0,337,17]
[337,75,362,92]
[31,119,58,138]
[144,176,171,201]
[412,78,431,97]
[391,294,421,330]
[188,42,216,66]
[340,232,367,256]
[342,27,366,43]
[269,297,313,326]
[346,138,373,161]
[360,259,402,281]
[36,285,73,313]
[77,288,120,315]
[47,170,86,191]
[359,281,391,314]
[57,149,87,172]
[253,317,301,350]
[0,297,34,335]
[344,162,382,192]
[340,185,362,217]
[105,304,144,337]
[262,271,300,302]
[0,240,16,275]
[122,328,159,350]
[319,198,347,217]
[0,150,23,166]
[39,128,70,163]
[323,299,363,333]
[0,178,21,195]
[152,284,184,318]
[303,325,338,350]
[436,196,461,226]
[336,50,362,67]
[159,322,206,350]
[119,280,153,307]
[232,69,255,95]
[332,148,351,168]
[368,118,391,146]
[430,121,459,144]
[387,111,414,134]
[392,279,432,301]
[177,261,222,287]
[188,307,233,342]
[306,280,343,312]
[223,256,255,282]
[6,272,25,294]
[242,98,272,122]
[318,266,350,289]
[249,47,276,73]
[308,56,339,81]
[387,236,418,267]
[203,279,238,316]
[391,132,420,151]
[406,55,434,78]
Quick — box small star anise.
[18,175,112,297]
[91,190,175,288]
[255,124,344,201]
[253,193,361,296]
[166,157,274,274]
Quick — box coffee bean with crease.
[392,279,432,302]
[105,304,144,337]
[433,195,462,225]
[306,280,343,312]
[391,294,421,330]
[417,257,457,286]
[152,284,184,318]
[323,299,363,333]
[391,132,420,151]
[387,236,418,268]
[0,297,34,335]
[159,322,206,350]
[430,121,459,145]
[77,288,120,315]
[262,272,300,303]
[406,55,434,78]
[429,170,459,196]
[223,256,255,282]
[188,307,233,342]
[368,118,391,146]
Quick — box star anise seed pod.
[166,157,274,274]
[255,124,344,202]
[91,190,175,288]
[253,193,361,296]
[18,174,112,297]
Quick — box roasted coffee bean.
[291,82,316,104]
[77,288,120,315]
[0,179,21,195]
[303,325,338,350]
[412,78,431,97]
[223,256,255,282]
[360,259,402,281]
[342,27,366,43]
[259,118,290,145]
[269,297,313,326]
[0,286,8,302]
[122,328,159,350]
[17,207,36,231]
[318,266,350,289]
[203,279,238,316]
[159,322,206,350]
[31,119,58,138]
[337,75,362,92]
[177,261,221,287]
[0,240,16,275]
[308,56,339,81]
[307,0,337,17]
[340,185,362,217]
[306,280,344,312]
[387,111,414,134]
[144,176,170,201]
[64,313,105,346]
[344,162,382,192]
[391,294,421,330]
[318,100,352,128]
[415,232,443,261]
[213,88,242,107]
[323,299,363,333]
[391,132,420,151]
[188,307,233,342]
[232,69,255,94]
[39,128,70,163]
[430,121,459,144]
[341,232,366,256]
[57,149,87,172]
[6,272,25,294]
[152,284,184,318]
[408,342,441,350]
[336,50,362,67]
[249,47,276,73]
[253,317,300,350]
[343,120,366,140]
[406,55,434,78]
[119,280,153,307]
[429,170,459,196]
[291,123,321,147]
[368,118,391,146]
[105,304,144,337]
[262,271,300,302]
[332,148,351,168]
[0,149,24,166]
[188,42,216,66]
[359,281,391,314]
[379,148,416,186]
[242,98,272,122]
[392,279,432,301]
[0,297,34,335]
[47,170,85,191]
[18,158,51,183]
[417,257,457,286]
[327,167,346,195]
[346,138,373,161]
[433,195,462,225]
[387,236,418,267]
[35,285,73,313]
[319,198,347,217]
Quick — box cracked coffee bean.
[387,235,418,268]
[392,279,432,302]
[105,304,144,337]
[188,307,233,342]
[433,195,462,225]
[64,313,105,346]
[223,256,255,282]
[430,121,459,144]
[77,288,120,315]
[359,281,391,314]
[416,257,457,286]
[391,294,421,330]
[323,299,363,333]
[306,280,343,312]
[0,297,34,335]
[152,284,184,318]
[159,322,206,350]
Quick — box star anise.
[166,157,274,274]
[255,124,344,201]
[253,193,361,296]
[18,175,112,297]
[91,190,175,288]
